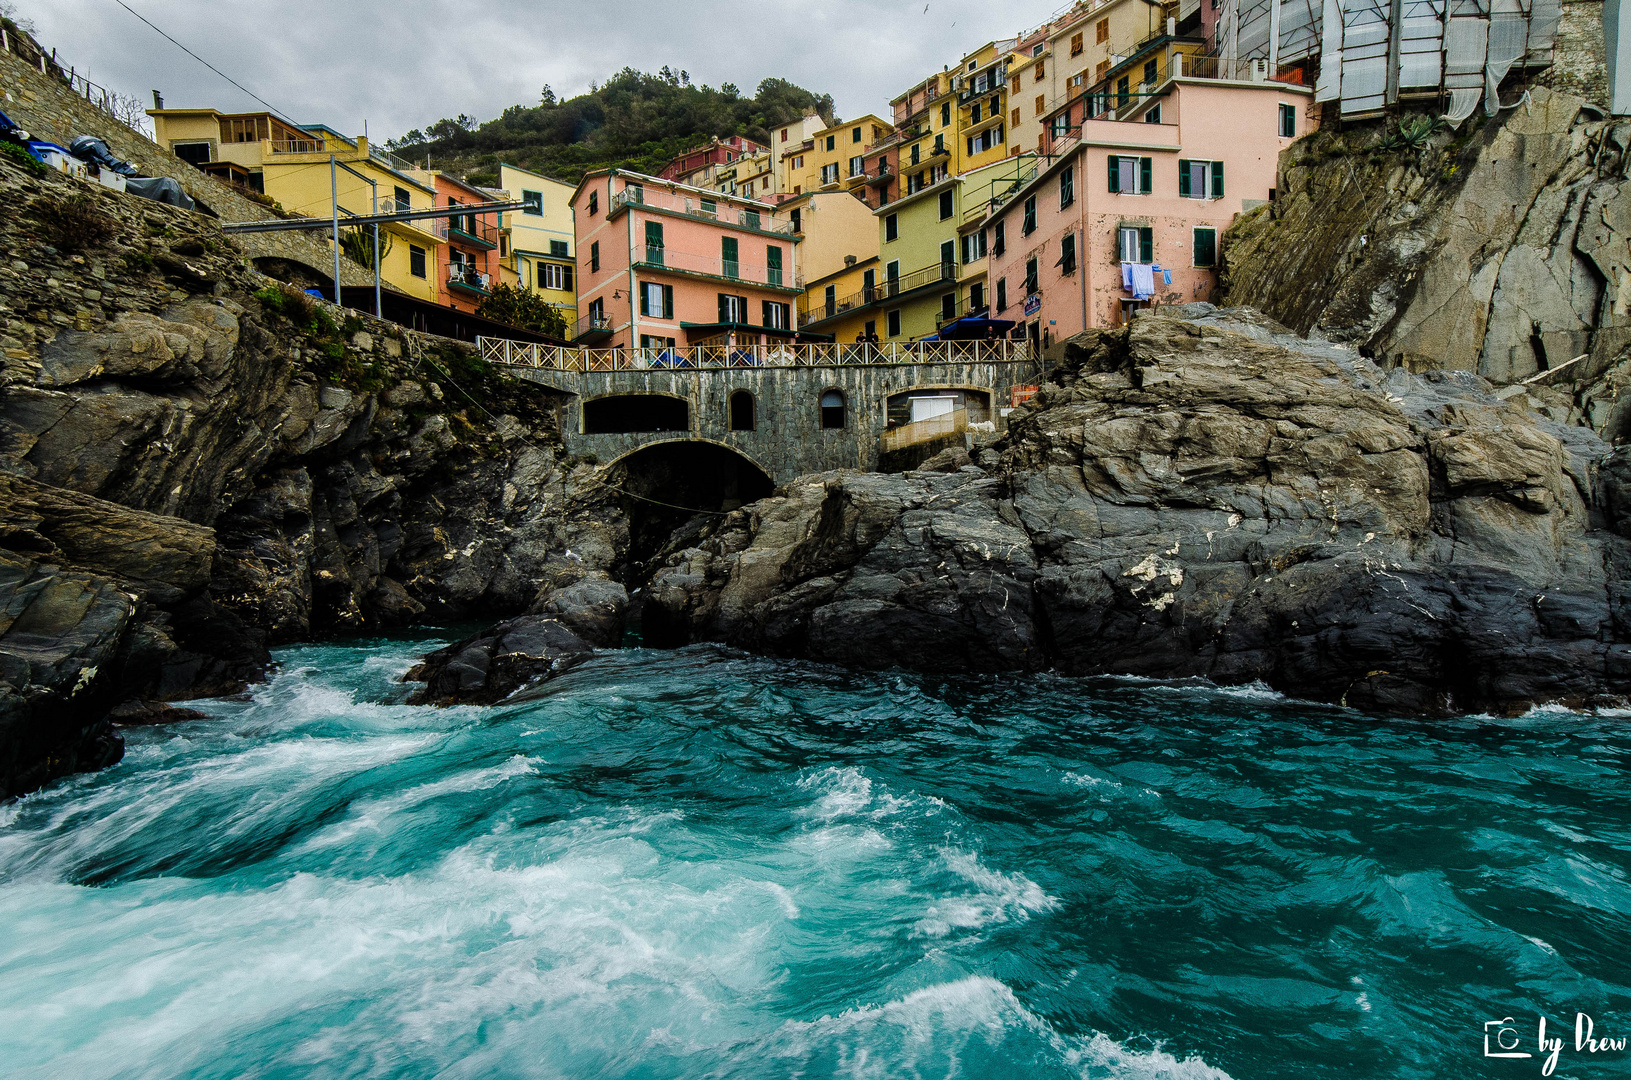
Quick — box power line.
[110,0,301,125]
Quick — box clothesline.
[1120,261,1174,300]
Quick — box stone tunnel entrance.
[583,395,690,435]
[609,441,775,570]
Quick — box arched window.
[820,389,846,430]
[730,390,756,432]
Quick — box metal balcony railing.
[610,187,796,234]
[435,213,499,248]
[480,337,1034,373]
[575,312,614,339]
[797,261,958,324]
[634,245,800,289]
[447,267,492,293]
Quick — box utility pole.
[330,155,341,304]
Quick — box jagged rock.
[106,699,209,725]
[406,616,596,707]
[645,308,1631,716]
[527,567,629,648]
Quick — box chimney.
[152,90,164,109]
[1167,16,1176,34]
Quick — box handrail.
[633,244,802,289]
[797,260,958,323]
[480,337,1032,373]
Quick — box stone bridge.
[480,339,1040,484]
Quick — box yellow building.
[498,163,577,323]
[148,108,443,303]
[787,190,885,339]
[783,115,893,203]
[769,114,828,194]
[871,154,1037,341]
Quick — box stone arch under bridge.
[482,339,1039,484]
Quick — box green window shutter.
[639,284,651,317]
[645,221,663,246]
[1211,160,1225,199]
[1193,228,1216,267]
[663,284,674,318]
[718,294,729,322]
[1139,227,1153,263]
[1140,157,1152,194]
[1108,155,1119,192]
[1178,159,1190,197]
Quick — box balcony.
[447,267,492,296]
[610,186,796,234]
[435,213,499,249]
[632,245,803,291]
[574,312,614,343]
[798,261,958,326]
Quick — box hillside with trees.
[390,68,836,187]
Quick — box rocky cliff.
[1221,88,1631,437]
[0,157,624,796]
[641,306,1631,717]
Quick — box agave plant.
[1377,115,1446,155]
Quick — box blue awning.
[926,316,1016,341]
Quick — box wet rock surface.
[406,616,598,707]
[644,307,1631,716]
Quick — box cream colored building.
[498,163,578,323]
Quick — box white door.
[909,396,957,423]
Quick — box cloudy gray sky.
[24,0,1065,139]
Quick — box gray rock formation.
[406,616,598,707]
[1222,88,1631,435]
[644,307,1631,717]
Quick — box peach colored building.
[571,170,807,348]
[406,171,502,315]
[982,77,1313,346]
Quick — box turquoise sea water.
[2,638,1629,1080]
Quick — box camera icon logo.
[1485,1018,1533,1059]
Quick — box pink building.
[983,77,1313,345]
[657,136,768,184]
[428,173,501,315]
[571,169,806,348]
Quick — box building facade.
[572,169,805,348]
[406,170,501,313]
[984,77,1313,343]
[499,164,577,324]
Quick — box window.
[911,143,921,166]
[886,260,900,294]
[1109,155,1152,194]
[1033,43,1045,57]
[590,240,600,272]
[823,283,838,315]
[645,220,664,264]
[1096,18,1109,42]
[1035,94,1045,115]
[1279,102,1296,138]
[1059,233,1077,274]
[941,102,951,126]
[1097,59,1111,80]
[730,390,756,431]
[863,267,876,297]
[1024,256,1039,294]
[743,208,761,230]
[522,189,543,215]
[764,300,790,329]
[1117,76,1130,107]
[640,281,674,318]
[1193,226,1217,267]
[1143,59,1157,85]
[588,191,598,215]
[1011,107,1021,127]
[1119,225,1154,263]
[941,292,957,321]
[1035,60,1045,81]
[961,230,987,264]
[934,133,945,154]
[996,277,1008,312]
[1012,75,1022,94]
[1060,165,1074,208]
[782,127,789,142]
[1146,103,1162,124]
[1070,31,1084,56]
[393,186,411,212]
[541,262,572,291]
[864,319,877,337]
[820,389,847,429]
[825,134,836,151]
[722,237,740,278]
[885,213,899,243]
[639,334,675,350]
[767,245,783,286]
[1178,159,1224,199]
[968,126,1004,154]
[409,245,427,278]
[549,239,569,258]
[719,293,749,323]
[939,190,954,220]
[1023,195,1037,235]
[790,207,802,233]
[589,296,605,323]
[1050,114,1070,140]
[850,155,864,177]
[970,281,985,312]
[821,162,840,185]
[972,103,982,124]
[887,309,901,336]
[993,221,1006,257]
[852,126,863,143]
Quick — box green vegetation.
[34,193,119,252]
[340,224,393,271]
[0,141,47,177]
[390,68,835,186]
[475,282,569,340]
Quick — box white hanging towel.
[1130,263,1156,299]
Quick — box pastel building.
[781,115,894,207]
[770,114,828,194]
[571,169,806,348]
[407,169,501,314]
[499,164,577,324]
[657,136,777,199]
[788,191,886,341]
[982,77,1313,345]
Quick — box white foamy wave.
[1063,771,1163,800]
[291,755,541,852]
[795,766,945,823]
[914,848,1060,938]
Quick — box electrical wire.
[110,0,304,127]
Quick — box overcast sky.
[25,0,1064,139]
